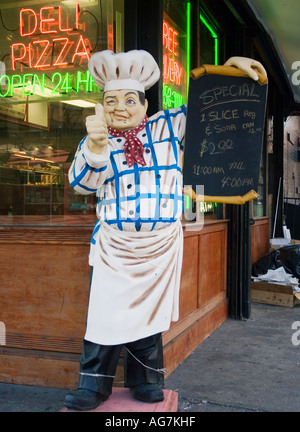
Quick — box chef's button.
[156,174,161,179]
[145,148,151,154]
[162,202,168,208]
[127,184,132,189]
[129,210,134,215]
[123,160,127,165]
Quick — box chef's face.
[103,89,148,131]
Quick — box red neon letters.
[19,4,79,36]
[163,20,178,56]
[163,20,182,86]
[11,3,90,71]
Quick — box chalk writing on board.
[183,68,268,204]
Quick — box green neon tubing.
[185,2,192,213]
[186,1,191,94]
[200,13,219,65]
[185,194,191,211]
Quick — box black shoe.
[64,388,107,411]
[130,383,164,403]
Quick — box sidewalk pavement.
[1,302,300,412]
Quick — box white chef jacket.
[68,105,187,344]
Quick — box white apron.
[84,220,183,345]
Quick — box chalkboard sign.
[183,65,268,204]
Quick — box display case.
[0,165,64,216]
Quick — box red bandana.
[108,116,148,167]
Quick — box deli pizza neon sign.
[0,3,98,98]
[11,4,90,71]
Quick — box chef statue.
[64,50,267,410]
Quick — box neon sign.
[163,20,182,87]
[163,20,178,55]
[11,35,90,70]
[11,4,90,71]
[19,6,79,36]
[162,14,188,110]
[0,71,97,98]
[163,83,183,108]
[0,3,98,98]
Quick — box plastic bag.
[252,245,300,279]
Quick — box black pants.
[78,333,164,398]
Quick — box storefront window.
[0,0,124,225]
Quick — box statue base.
[61,388,178,412]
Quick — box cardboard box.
[251,281,300,308]
[269,239,300,251]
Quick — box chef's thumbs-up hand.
[86,103,108,154]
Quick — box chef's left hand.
[224,56,267,81]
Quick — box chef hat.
[88,50,160,93]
